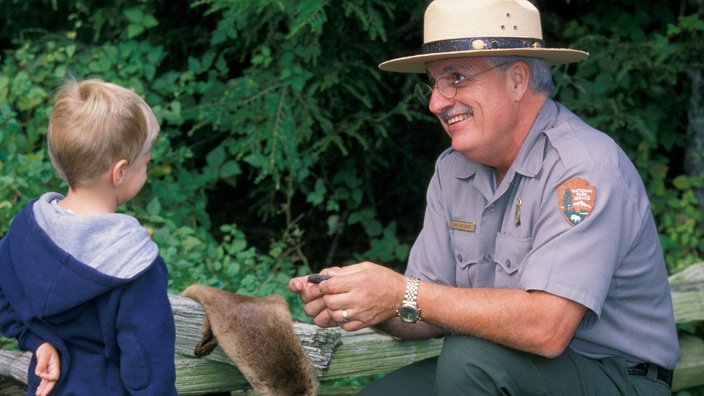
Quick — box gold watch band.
[404,276,420,303]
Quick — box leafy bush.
[545,0,704,273]
[1,0,702,324]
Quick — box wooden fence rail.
[1,262,703,395]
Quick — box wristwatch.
[397,276,422,324]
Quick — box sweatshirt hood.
[2,193,159,317]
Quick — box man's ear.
[111,159,129,186]
[509,61,530,101]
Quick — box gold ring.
[342,309,349,323]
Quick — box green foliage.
[1,0,704,393]
[143,0,428,277]
[547,0,704,273]
[0,0,428,321]
[0,0,702,327]
[0,40,66,224]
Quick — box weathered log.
[0,294,438,395]
[1,263,703,394]
[673,333,704,392]
[168,293,441,392]
[0,349,30,385]
[669,263,704,391]
[169,294,342,375]
[669,262,704,324]
[318,328,442,381]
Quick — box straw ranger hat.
[379,0,588,73]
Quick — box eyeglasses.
[414,62,508,103]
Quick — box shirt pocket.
[494,233,532,288]
[451,230,480,287]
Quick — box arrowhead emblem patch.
[558,177,596,226]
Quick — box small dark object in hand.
[308,274,330,284]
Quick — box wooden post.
[0,263,703,394]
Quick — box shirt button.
[505,259,512,268]
[457,254,463,262]
[488,204,496,211]
[484,254,492,262]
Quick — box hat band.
[422,37,546,54]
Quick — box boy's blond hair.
[47,78,159,188]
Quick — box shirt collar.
[510,98,560,178]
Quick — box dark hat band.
[422,37,546,54]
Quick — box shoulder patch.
[558,177,596,226]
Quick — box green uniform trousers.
[358,335,671,395]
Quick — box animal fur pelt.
[181,284,318,396]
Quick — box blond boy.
[0,78,177,395]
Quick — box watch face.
[398,306,418,323]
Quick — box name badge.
[450,220,475,232]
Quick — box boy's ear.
[111,159,129,186]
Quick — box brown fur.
[182,284,318,396]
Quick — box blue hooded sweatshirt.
[0,192,177,395]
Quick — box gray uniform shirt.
[407,99,679,369]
